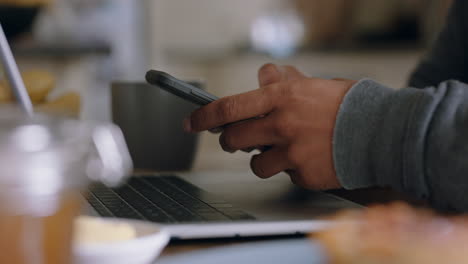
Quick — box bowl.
[74,218,170,264]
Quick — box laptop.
[83,169,361,240]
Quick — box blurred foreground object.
[74,216,136,245]
[314,203,468,264]
[0,108,132,263]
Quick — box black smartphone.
[146,70,218,106]
[146,70,269,151]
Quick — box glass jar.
[0,109,132,264]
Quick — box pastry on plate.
[0,70,55,104]
[0,69,81,116]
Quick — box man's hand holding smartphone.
[148,64,356,190]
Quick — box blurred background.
[1,0,453,169]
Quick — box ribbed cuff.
[333,79,394,189]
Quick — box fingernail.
[219,134,235,153]
[209,127,223,134]
[242,147,255,153]
[183,117,192,133]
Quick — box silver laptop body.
[84,170,361,240]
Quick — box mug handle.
[87,124,133,187]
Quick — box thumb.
[332,77,354,82]
[258,63,306,86]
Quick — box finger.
[257,145,271,152]
[241,147,256,153]
[258,63,282,86]
[332,77,353,82]
[258,64,306,87]
[209,127,223,134]
[287,170,304,186]
[286,168,318,188]
[219,115,279,152]
[250,147,292,179]
[189,86,278,132]
[241,145,271,153]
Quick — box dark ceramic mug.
[111,81,201,171]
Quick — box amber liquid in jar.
[0,192,82,264]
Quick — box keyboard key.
[141,177,231,221]
[144,176,256,221]
[90,183,144,220]
[113,184,174,223]
[84,191,114,217]
[128,179,203,222]
[87,175,255,223]
[160,175,227,204]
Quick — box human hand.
[184,64,356,190]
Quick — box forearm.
[334,79,468,211]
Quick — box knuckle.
[289,79,307,95]
[261,84,282,108]
[217,98,237,121]
[263,83,281,97]
[273,112,298,139]
[276,80,305,104]
[278,83,293,99]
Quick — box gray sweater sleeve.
[334,79,468,211]
[333,0,468,211]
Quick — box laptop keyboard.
[86,175,255,223]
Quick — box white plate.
[158,239,327,264]
[74,218,170,264]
